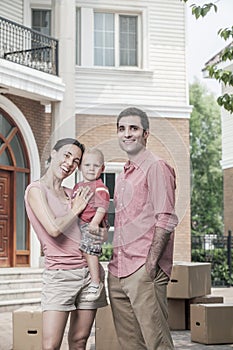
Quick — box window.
[94,13,115,66]
[120,16,137,66]
[100,173,115,227]
[0,109,30,252]
[94,12,139,67]
[32,9,51,36]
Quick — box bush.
[99,243,113,261]
[192,248,233,286]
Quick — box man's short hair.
[117,107,149,131]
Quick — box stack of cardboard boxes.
[12,262,233,349]
[168,262,233,345]
[168,261,213,330]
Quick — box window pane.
[105,32,114,48]
[120,50,128,66]
[120,33,127,49]
[94,12,114,66]
[95,32,104,47]
[129,33,136,49]
[108,200,115,227]
[32,9,51,36]
[129,50,137,66]
[16,172,28,250]
[105,173,115,198]
[105,14,114,31]
[94,13,104,30]
[120,16,137,66]
[0,113,12,138]
[100,173,116,227]
[10,134,26,168]
[105,48,114,66]
[0,147,11,166]
[94,48,104,66]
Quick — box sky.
[186,0,233,95]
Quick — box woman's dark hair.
[47,138,85,164]
[117,107,149,131]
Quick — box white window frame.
[94,11,141,68]
[77,5,148,70]
[24,1,52,29]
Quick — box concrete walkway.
[1,287,233,350]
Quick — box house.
[0,0,192,268]
[204,44,233,237]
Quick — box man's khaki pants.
[108,265,174,350]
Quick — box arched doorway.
[0,108,30,267]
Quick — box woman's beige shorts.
[41,265,107,311]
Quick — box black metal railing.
[0,16,58,75]
[192,230,233,286]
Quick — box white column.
[51,0,76,142]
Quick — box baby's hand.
[89,222,99,234]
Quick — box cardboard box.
[189,295,224,305]
[191,303,233,344]
[95,305,121,350]
[168,299,186,330]
[186,295,224,329]
[167,262,211,299]
[13,306,42,350]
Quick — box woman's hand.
[72,186,93,215]
[86,226,109,244]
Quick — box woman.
[24,138,107,350]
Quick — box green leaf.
[191,3,218,18]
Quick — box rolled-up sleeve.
[148,160,178,232]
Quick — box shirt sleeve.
[148,160,178,232]
[94,187,110,211]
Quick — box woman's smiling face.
[51,144,83,179]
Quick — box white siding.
[75,0,189,116]
[221,84,233,169]
[0,0,23,24]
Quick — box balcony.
[0,16,58,76]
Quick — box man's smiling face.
[117,115,149,158]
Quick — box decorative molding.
[0,58,65,102]
[76,103,192,119]
[0,94,41,267]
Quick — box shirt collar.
[124,149,151,172]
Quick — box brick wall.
[6,94,52,174]
[76,113,191,262]
[224,167,233,235]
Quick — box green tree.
[190,80,223,236]
[182,0,233,113]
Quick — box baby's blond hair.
[83,148,105,164]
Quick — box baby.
[72,148,110,301]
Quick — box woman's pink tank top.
[25,181,86,270]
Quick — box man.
[108,107,178,350]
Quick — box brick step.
[0,298,41,312]
[0,268,43,281]
[0,278,42,290]
[0,288,42,301]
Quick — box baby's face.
[81,153,104,182]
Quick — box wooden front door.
[0,169,12,267]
